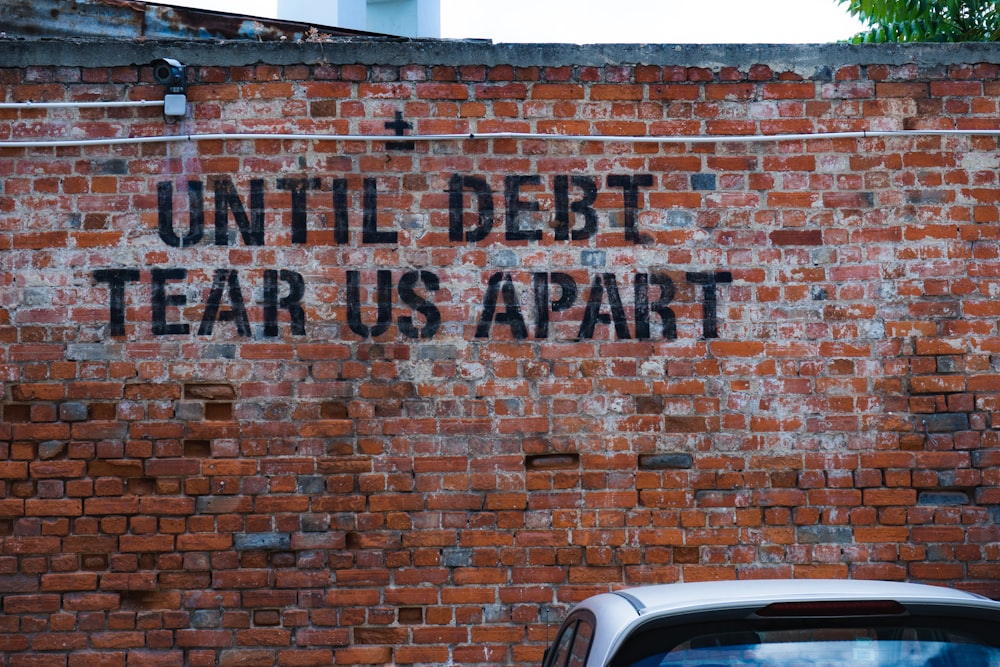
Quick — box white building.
[278,0,440,37]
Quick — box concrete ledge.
[2,38,1000,71]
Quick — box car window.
[613,617,1000,667]
[567,617,594,667]
[655,630,1000,666]
[548,615,595,667]
[547,619,578,667]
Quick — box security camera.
[152,58,186,93]
[152,58,187,119]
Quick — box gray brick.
[489,248,518,267]
[66,344,118,361]
[639,453,693,470]
[665,210,694,227]
[918,491,969,506]
[922,413,969,433]
[174,401,204,421]
[581,249,606,267]
[797,526,853,544]
[297,476,326,494]
[690,173,716,190]
[38,441,68,460]
[191,610,221,628]
[234,533,291,551]
[59,402,89,422]
[442,548,472,568]
[417,345,459,361]
[204,344,237,359]
[300,514,330,532]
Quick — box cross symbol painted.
[384,111,415,151]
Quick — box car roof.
[570,579,1000,667]
[605,578,994,616]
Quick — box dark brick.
[639,454,694,470]
[234,533,291,551]
[922,413,970,433]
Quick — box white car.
[542,579,1000,667]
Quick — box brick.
[295,628,350,647]
[416,82,468,99]
[24,499,82,517]
[863,489,917,506]
[761,82,814,99]
[639,454,693,470]
[4,594,61,613]
[218,650,274,667]
[63,593,121,611]
[0,574,39,593]
[175,630,232,648]
[0,462,29,479]
[234,533,291,551]
[531,84,584,100]
[40,573,99,591]
[910,376,966,394]
[333,647,392,664]
[769,230,823,246]
[588,84,643,100]
[125,651,183,667]
[394,646,450,664]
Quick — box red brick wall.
[2,41,1000,666]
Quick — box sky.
[167,0,868,44]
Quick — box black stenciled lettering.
[448,174,494,243]
[505,175,542,241]
[635,273,677,340]
[93,268,140,337]
[475,272,527,339]
[277,178,321,244]
[362,177,397,244]
[214,178,264,246]
[397,270,441,340]
[384,111,415,151]
[263,269,306,337]
[554,175,598,241]
[198,269,251,337]
[332,178,350,245]
[151,268,189,335]
[347,270,393,338]
[157,181,204,248]
[578,273,631,340]
[607,174,654,243]
[686,271,733,339]
[532,272,577,339]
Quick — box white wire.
[0,100,165,109]
[0,98,995,146]
[0,128,997,149]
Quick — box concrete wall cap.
[2,38,1000,70]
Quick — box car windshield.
[615,618,1000,667]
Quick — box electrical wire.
[0,128,998,149]
[0,98,996,147]
[0,100,165,109]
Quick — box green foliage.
[837,0,1000,42]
